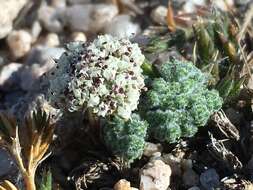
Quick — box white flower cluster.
[48,35,145,119]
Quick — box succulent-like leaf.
[193,10,248,101]
[217,77,235,99]
[193,23,215,65]
[144,36,169,53]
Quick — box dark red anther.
[119,88,124,94]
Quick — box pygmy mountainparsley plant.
[143,60,223,143]
[48,35,145,120]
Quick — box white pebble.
[143,142,162,157]
[0,0,28,39]
[162,153,182,176]
[30,21,42,43]
[150,6,167,25]
[50,0,66,8]
[213,0,234,11]
[39,5,64,32]
[188,187,200,190]
[0,63,22,88]
[183,169,199,187]
[44,33,60,47]
[67,0,91,4]
[104,14,140,38]
[64,4,118,33]
[114,179,132,190]
[71,32,87,42]
[140,160,171,190]
[20,62,54,91]
[7,30,32,59]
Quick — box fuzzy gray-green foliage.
[144,60,223,143]
[103,114,148,164]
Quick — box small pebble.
[7,30,32,59]
[67,0,91,4]
[0,149,17,178]
[143,142,162,157]
[44,33,60,47]
[0,0,28,39]
[30,21,42,43]
[140,160,171,190]
[104,15,140,38]
[71,32,87,42]
[114,179,132,190]
[200,168,220,190]
[247,74,253,91]
[50,0,66,8]
[39,5,64,33]
[150,6,167,25]
[149,152,162,161]
[246,155,253,181]
[25,46,65,65]
[4,90,26,108]
[0,63,22,91]
[183,169,199,187]
[183,0,205,13]
[213,0,234,11]
[188,186,200,190]
[181,159,193,171]
[0,56,5,66]
[64,4,118,33]
[20,62,54,91]
[162,153,182,176]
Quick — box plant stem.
[23,172,36,190]
[87,108,99,129]
[86,108,101,145]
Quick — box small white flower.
[98,102,109,117]
[117,60,131,71]
[126,90,140,106]
[87,94,100,107]
[117,105,132,120]
[115,74,128,86]
[103,67,117,80]
[97,84,109,96]
[48,34,145,120]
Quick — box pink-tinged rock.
[0,0,28,39]
[7,30,32,59]
[64,4,118,33]
[140,160,171,190]
[143,142,162,157]
[0,63,22,91]
[114,179,132,190]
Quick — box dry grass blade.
[111,0,122,11]
[0,109,55,190]
[210,110,240,140]
[0,180,18,190]
[244,180,253,190]
[167,2,176,32]
[207,133,242,171]
[0,113,16,144]
[238,4,253,42]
